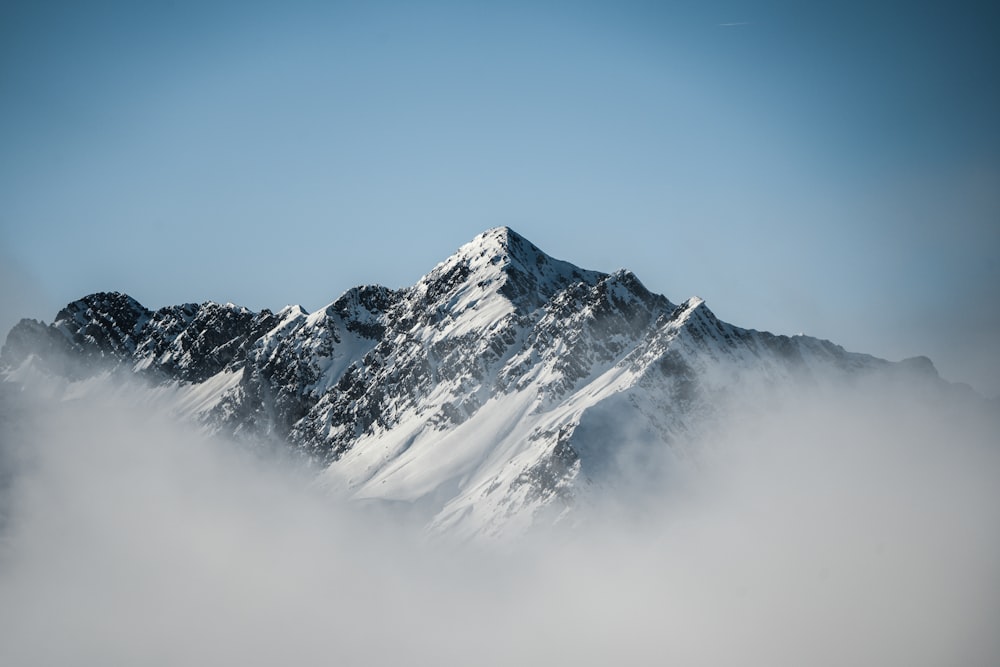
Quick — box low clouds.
[0,376,997,666]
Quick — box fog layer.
[1,378,997,666]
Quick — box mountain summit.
[434,226,605,310]
[1,228,950,538]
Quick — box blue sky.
[1,1,998,395]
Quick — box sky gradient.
[1,1,998,395]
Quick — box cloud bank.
[0,376,997,666]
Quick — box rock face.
[0,227,949,539]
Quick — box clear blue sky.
[2,1,998,395]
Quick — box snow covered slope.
[0,227,953,538]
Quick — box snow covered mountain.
[0,227,952,538]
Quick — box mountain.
[0,227,952,539]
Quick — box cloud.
[0,375,997,666]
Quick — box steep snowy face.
[497,269,673,405]
[210,285,402,441]
[133,302,278,383]
[0,227,957,540]
[289,227,606,463]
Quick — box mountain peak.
[458,226,542,265]
[54,291,150,329]
[429,227,605,312]
[682,296,706,311]
[477,225,522,247]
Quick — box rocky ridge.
[0,227,948,538]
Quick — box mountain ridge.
[0,226,953,538]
